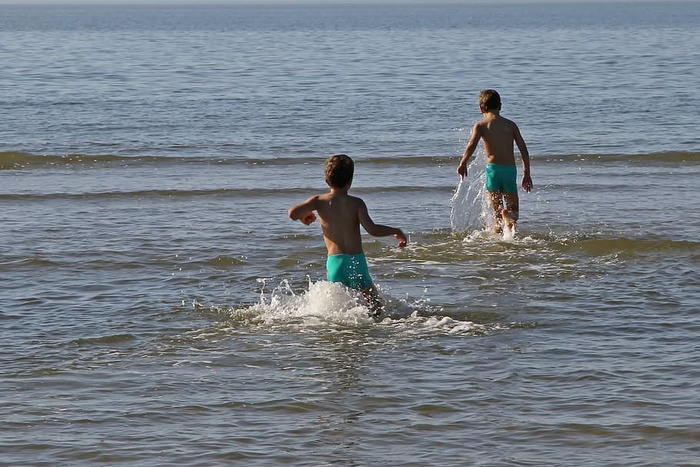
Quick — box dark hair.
[479,89,501,112]
[325,154,354,188]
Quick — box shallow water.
[1,3,699,466]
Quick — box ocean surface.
[1,2,699,466]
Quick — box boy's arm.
[457,122,482,179]
[357,199,407,247]
[288,196,318,225]
[514,125,533,192]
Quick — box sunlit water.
[1,3,699,466]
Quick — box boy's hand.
[457,163,468,179]
[301,212,317,225]
[521,174,533,193]
[395,232,408,248]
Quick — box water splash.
[209,278,488,336]
[501,223,516,242]
[450,150,492,233]
[450,148,523,242]
[250,278,372,325]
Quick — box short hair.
[325,154,354,188]
[479,89,501,112]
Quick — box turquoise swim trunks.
[485,163,518,193]
[326,253,373,291]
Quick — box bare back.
[476,114,523,166]
[315,191,365,256]
[289,184,406,255]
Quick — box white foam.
[215,278,487,336]
[462,228,498,243]
[501,223,516,242]
[243,278,373,326]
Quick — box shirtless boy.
[457,89,533,233]
[288,154,407,315]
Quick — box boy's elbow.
[365,225,392,237]
[363,225,379,237]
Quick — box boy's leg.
[501,192,520,230]
[362,285,383,318]
[488,191,504,233]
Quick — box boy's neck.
[483,110,500,117]
[330,185,350,195]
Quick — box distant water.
[1,3,699,466]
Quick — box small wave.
[0,151,157,170]
[4,150,696,171]
[233,154,455,166]
[0,151,251,170]
[0,256,62,269]
[542,151,700,165]
[0,187,305,201]
[0,185,456,202]
[562,237,699,258]
[205,255,248,268]
[0,151,455,171]
[72,333,136,346]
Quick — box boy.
[457,89,533,233]
[288,154,407,315]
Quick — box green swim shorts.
[485,163,518,193]
[326,253,373,291]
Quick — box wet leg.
[489,191,504,234]
[362,285,383,319]
[501,192,520,230]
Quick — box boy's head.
[479,89,501,113]
[325,154,354,188]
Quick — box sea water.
[1,3,699,465]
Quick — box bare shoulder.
[309,193,324,204]
[503,115,521,131]
[469,119,488,139]
[347,194,367,209]
[475,118,489,130]
[310,192,332,209]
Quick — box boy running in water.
[457,89,533,233]
[289,154,407,315]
